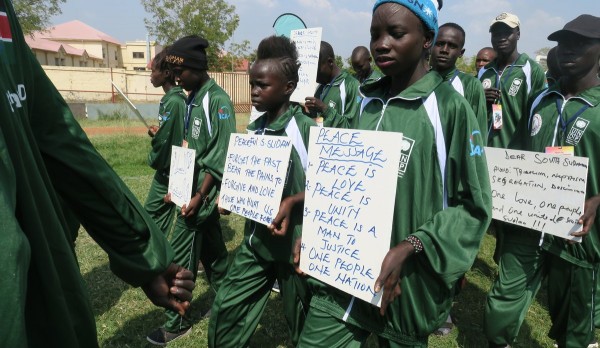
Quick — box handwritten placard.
[219,134,292,226]
[290,27,322,103]
[168,145,196,207]
[485,147,589,241]
[301,127,402,306]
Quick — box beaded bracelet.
[405,235,424,253]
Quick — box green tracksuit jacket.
[439,67,488,133]
[148,86,186,171]
[0,0,174,346]
[526,83,600,347]
[309,73,492,344]
[355,69,384,86]
[177,79,236,225]
[478,54,545,149]
[527,84,600,268]
[244,103,317,262]
[315,70,362,128]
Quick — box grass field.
[77,114,572,347]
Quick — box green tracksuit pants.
[207,237,310,348]
[547,255,597,348]
[144,172,177,236]
[484,226,546,346]
[163,211,228,332]
[297,306,426,348]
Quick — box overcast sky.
[52,0,600,63]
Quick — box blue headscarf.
[373,0,439,41]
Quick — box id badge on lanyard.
[545,146,574,156]
[492,103,503,129]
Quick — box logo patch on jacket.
[398,137,415,178]
[565,117,589,145]
[218,105,230,120]
[192,117,202,139]
[530,114,542,136]
[482,78,492,89]
[508,78,523,96]
[469,130,484,156]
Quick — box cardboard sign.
[219,133,292,226]
[168,145,196,207]
[485,147,589,241]
[301,127,402,306]
[290,27,322,103]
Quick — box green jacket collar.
[360,71,444,101]
[246,103,303,133]
[189,79,216,106]
[544,83,600,107]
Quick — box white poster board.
[168,145,196,207]
[485,147,589,241]
[290,27,322,103]
[301,127,402,306]
[219,133,292,226]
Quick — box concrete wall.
[42,66,252,112]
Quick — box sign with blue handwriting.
[168,145,196,207]
[290,27,322,104]
[219,133,292,226]
[485,147,589,242]
[300,127,402,307]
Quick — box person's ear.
[459,48,465,58]
[423,31,435,49]
[515,28,521,40]
[285,80,297,95]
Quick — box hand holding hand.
[141,264,195,316]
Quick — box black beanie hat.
[166,35,209,71]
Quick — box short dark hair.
[255,35,300,83]
[151,47,176,84]
[319,41,335,63]
[439,22,466,45]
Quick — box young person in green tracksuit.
[431,22,488,133]
[0,0,195,346]
[523,15,600,348]
[304,41,361,127]
[478,12,546,150]
[429,21,489,336]
[208,35,316,348]
[144,48,187,237]
[296,1,492,346]
[479,12,548,348]
[351,45,383,86]
[146,35,237,345]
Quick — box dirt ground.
[83,126,148,136]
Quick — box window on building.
[114,51,118,60]
[133,52,144,59]
[133,67,146,71]
[102,47,106,59]
[55,57,59,66]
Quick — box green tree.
[13,0,66,36]
[222,40,252,72]
[335,55,345,69]
[456,55,476,76]
[141,0,240,71]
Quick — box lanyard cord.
[319,74,339,100]
[184,90,197,138]
[495,54,521,90]
[448,69,460,85]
